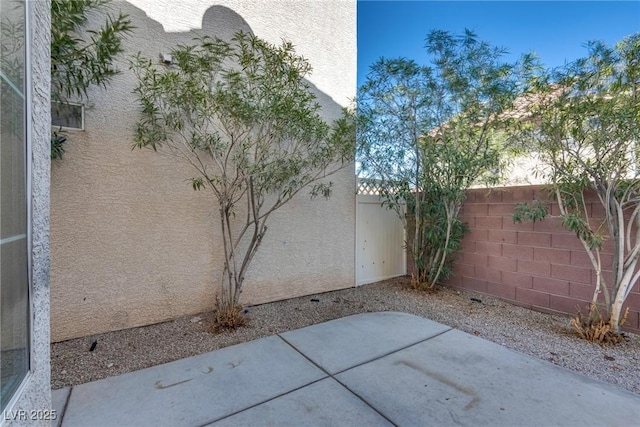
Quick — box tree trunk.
[609,298,623,334]
[219,205,238,310]
[610,257,637,333]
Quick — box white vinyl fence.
[355,179,406,286]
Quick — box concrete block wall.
[443,185,640,334]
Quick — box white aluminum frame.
[1,0,34,420]
[51,101,85,131]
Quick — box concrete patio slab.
[336,328,640,426]
[280,311,451,374]
[54,312,640,427]
[51,387,70,427]
[208,377,392,427]
[59,336,325,427]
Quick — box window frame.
[0,0,33,417]
[51,100,85,131]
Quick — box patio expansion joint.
[196,376,330,427]
[273,327,455,427]
[57,386,73,427]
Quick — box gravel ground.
[51,277,640,395]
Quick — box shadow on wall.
[49,2,355,342]
[202,5,253,40]
[131,4,345,120]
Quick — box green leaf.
[50,0,135,158]
[130,31,355,308]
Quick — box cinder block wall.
[440,185,640,333]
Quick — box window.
[52,101,84,130]
[0,0,31,411]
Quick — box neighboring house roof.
[424,84,565,141]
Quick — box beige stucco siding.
[50,0,356,342]
[127,0,355,107]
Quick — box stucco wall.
[6,0,52,424]
[50,0,356,341]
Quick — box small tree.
[358,30,534,289]
[514,34,640,341]
[131,32,355,327]
[51,0,133,158]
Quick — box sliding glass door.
[0,0,30,411]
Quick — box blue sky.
[357,1,640,86]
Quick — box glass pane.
[0,240,29,408]
[0,0,29,411]
[52,102,83,129]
